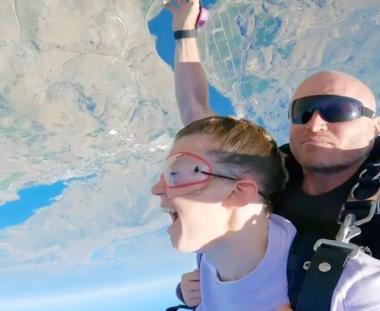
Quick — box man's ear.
[374,116,380,135]
[223,179,259,209]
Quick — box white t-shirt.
[196,215,380,311]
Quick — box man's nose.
[305,110,328,132]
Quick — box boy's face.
[151,135,246,253]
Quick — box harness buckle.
[336,213,361,243]
[314,214,360,259]
[338,162,380,226]
[313,238,360,260]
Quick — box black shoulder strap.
[279,144,304,183]
[279,143,292,155]
[296,243,353,311]
[166,306,195,311]
[287,232,322,307]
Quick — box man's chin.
[299,155,329,169]
[302,141,335,149]
[300,154,368,174]
[300,145,336,157]
[301,160,353,174]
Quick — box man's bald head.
[292,71,376,110]
[289,71,380,176]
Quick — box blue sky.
[1,277,183,311]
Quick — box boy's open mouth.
[163,208,179,222]
[170,212,179,222]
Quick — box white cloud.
[0,276,182,311]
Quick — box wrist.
[176,38,200,63]
[173,25,197,32]
[176,37,198,46]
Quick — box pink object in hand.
[196,7,209,28]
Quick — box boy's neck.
[205,215,270,282]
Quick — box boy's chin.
[172,243,194,253]
[171,239,200,253]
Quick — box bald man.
[163,0,380,310]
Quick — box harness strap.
[166,306,196,311]
[287,232,323,308]
[296,244,352,311]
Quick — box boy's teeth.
[162,208,176,214]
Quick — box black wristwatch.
[173,29,198,40]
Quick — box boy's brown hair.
[175,116,288,208]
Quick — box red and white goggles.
[161,152,269,201]
[161,152,222,189]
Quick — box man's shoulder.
[335,251,380,310]
[367,136,380,162]
[343,251,380,281]
[279,143,292,155]
[279,143,300,171]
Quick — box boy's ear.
[223,179,259,208]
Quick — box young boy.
[151,116,380,311]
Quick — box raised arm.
[165,0,215,126]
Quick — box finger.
[187,297,201,304]
[188,293,201,299]
[183,271,200,282]
[186,299,201,308]
[187,283,201,291]
[189,297,201,302]
[189,269,200,280]
[182,283,200,292]
[173,0,185,6]
[163,0,176,12]
[188,299,201,306]
[276,304,293,311]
